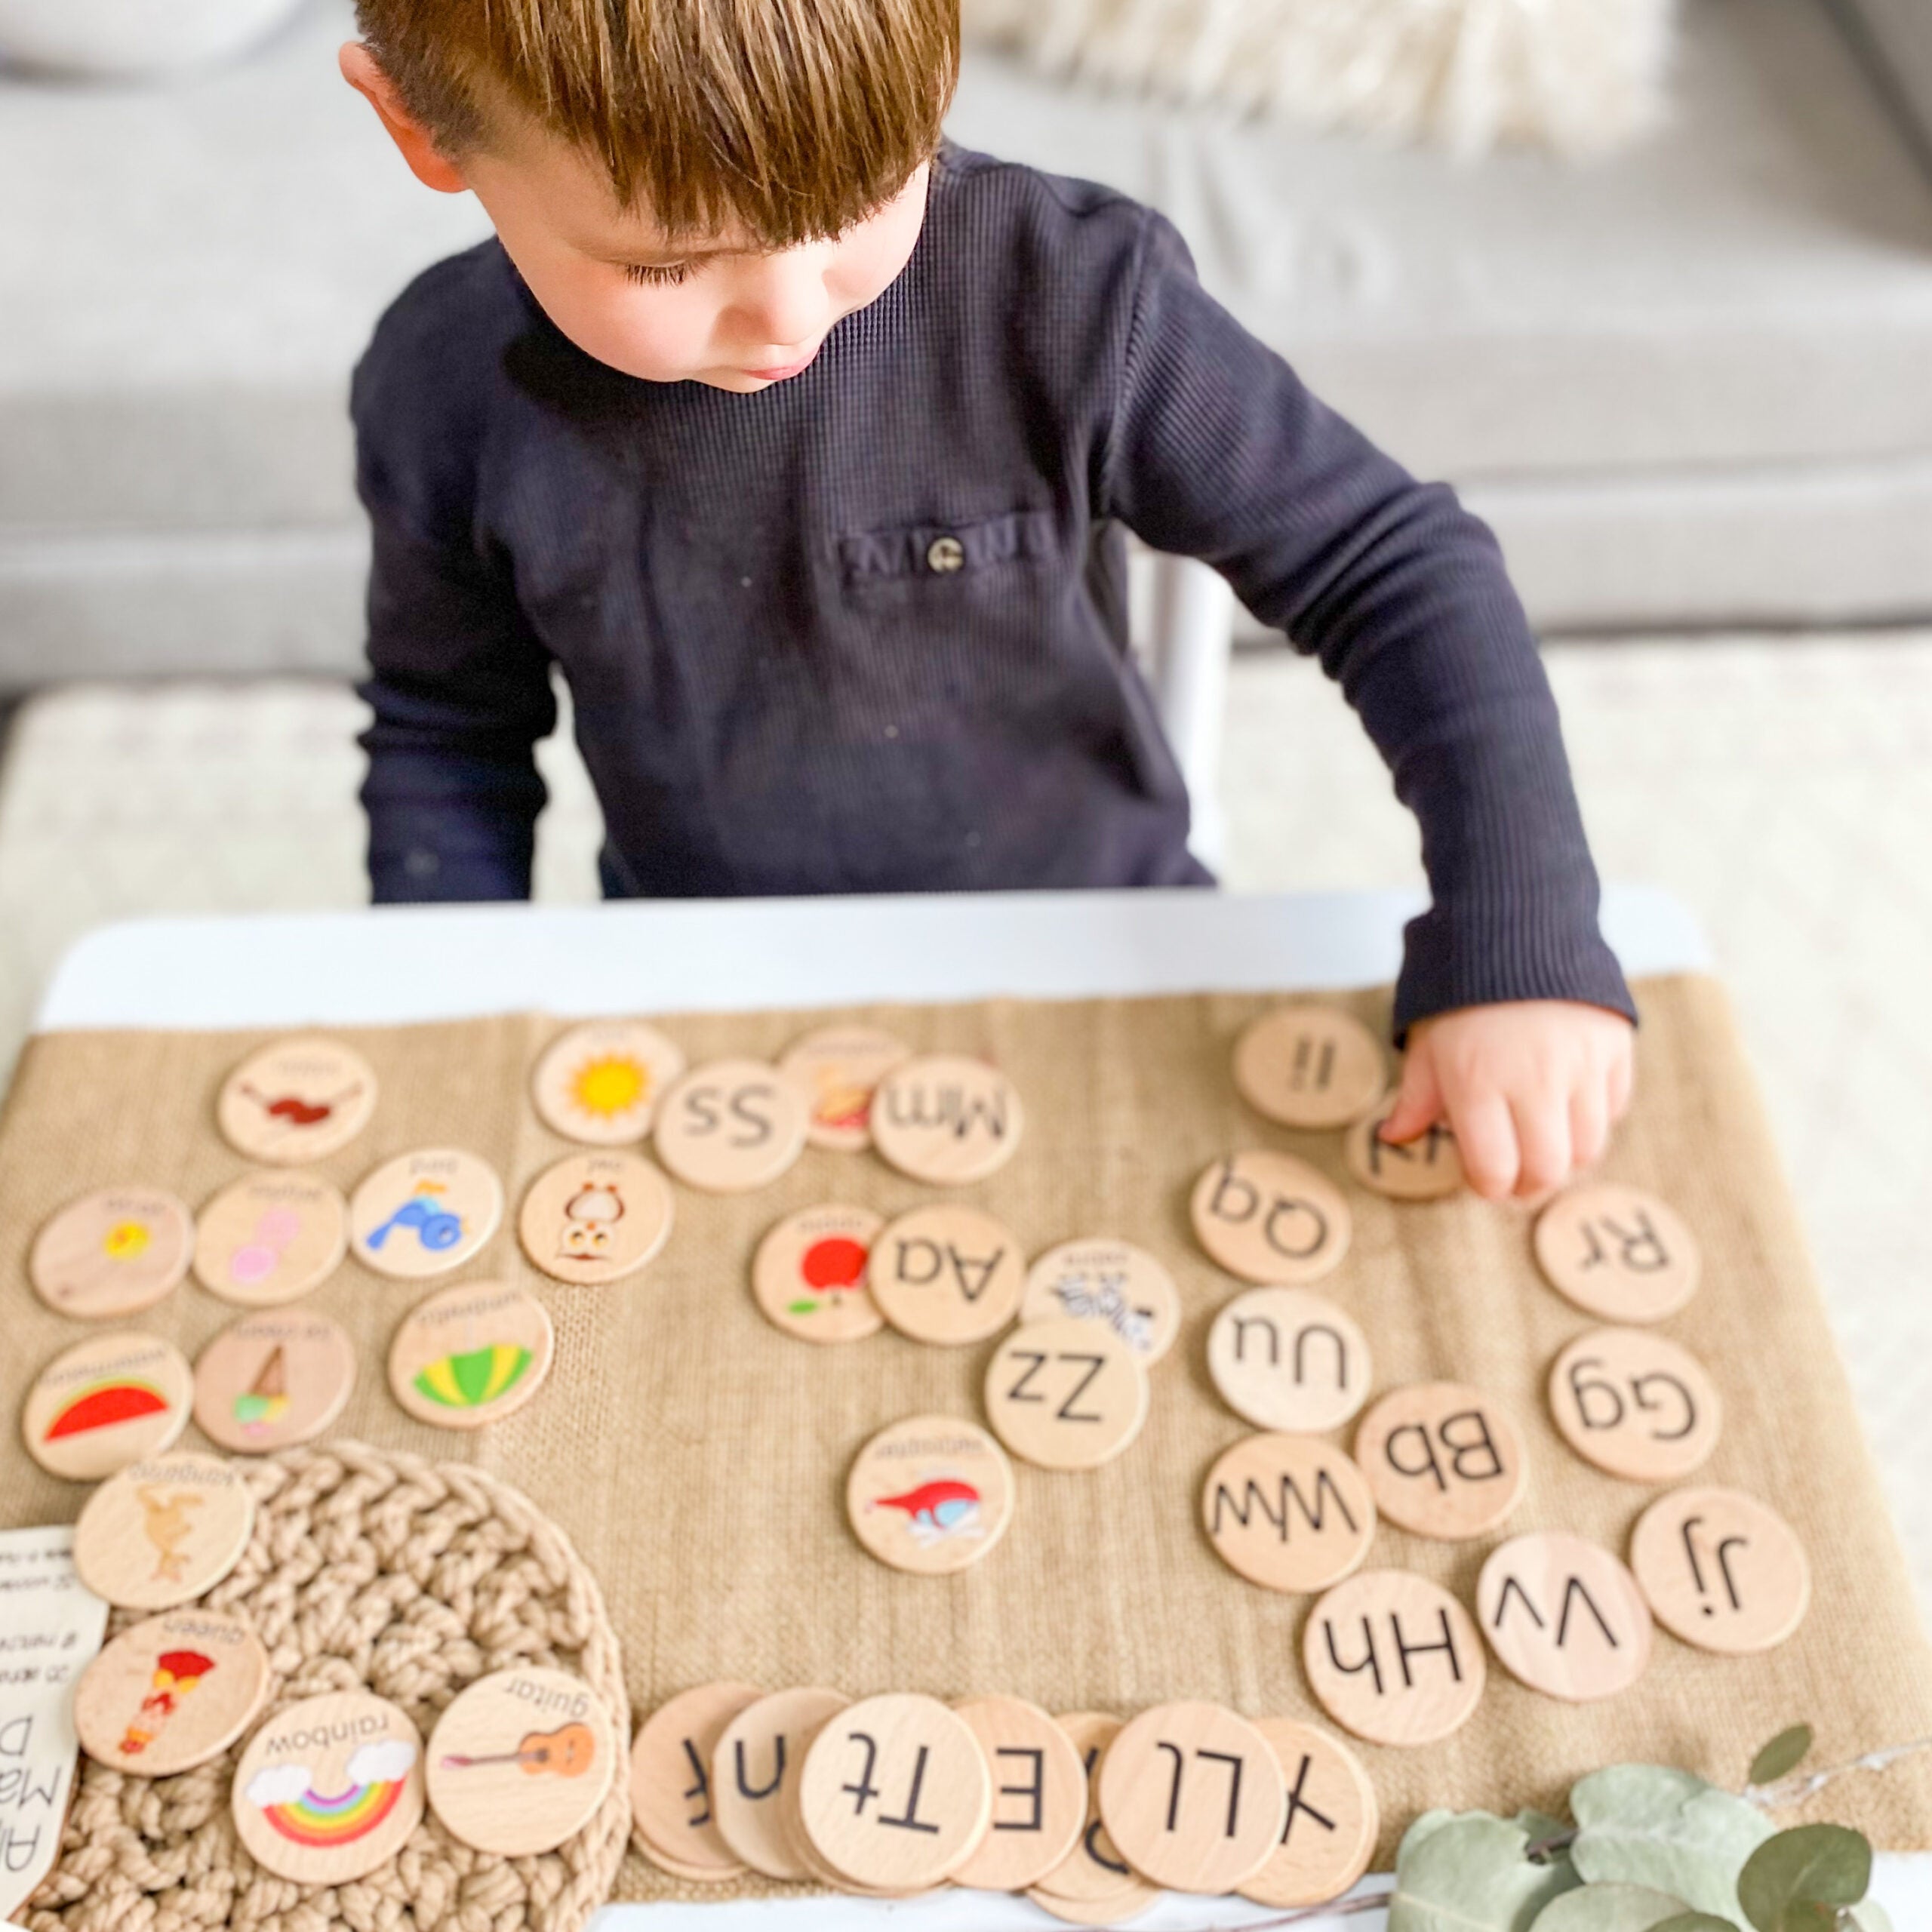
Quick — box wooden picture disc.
[1207,1286,1372,1434]
[218,1036,378,1164]
[73,1451,256,1610]
[1190,1152,1352,1286]
[1353,1382,1530,1541]
[192,1171,349,1307]
[1628,1485,1811,1655]
[870,1054,1025,1186]
[1303,1570,1487,1748]
[531,1018,685,1146]
[1476,1532,1654,1703]
[1020,1239,1181,1365]
[1549,1327,1722,1484]
[426,1666,617,1856]
[1201,1434,1377,1595]
[193,1310,355,1454]
[1344,1108,1465,1201]
[1534,1183,1701,1323]
[712,1687,851,1880]
[23,1331,193,1481]
[798,1693,992,1891]
[1095,1700,1286,1894]
[653,1059,809,1194]
[29,1187,193,1320]
[778,1024,912,1152]
[1029,1712,1160,1916]
[517,1150,674,1285]
[869,1204,1026,1346]
[629,1681,764,1878]
[846,1414,1016,1575]
[949,1695,1087,1893]
[1232,1006,1386,1131]
[1240,1718,1380,1911]
[984,1319,1148,1472]
[74,1607,271,1776]
[387,1281,554,1429]
[751,1204,885,1343]
[349,1149,503,1279]
[232,1688,425,1882]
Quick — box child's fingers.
[1451,1091,1520,1200]
[1607,1042,1635,1121]
[1509,1091,1573,1198]
[1379,1047,1444,1144]
[1569,1080,1609,1174]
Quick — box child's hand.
[1379,1001,1635,1201]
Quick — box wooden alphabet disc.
[231,1689,425,1883]
[1476,1532,1654,1703]
[629,1681,764,1878]
[192,1310,356,1454]
[870,1054,1025,1185]
[517,1150,673,1285]
[949,1695,1088,1894]
[845,1414,1016,1575]
[1095,1700,1286,1894]
[712,1687,851,1880]
[217,1036,378,1164]
[74,1607,271,1776]
[29,1187,193,1320]
[1628,1485,1810,1655]
[1303,1570,1486,1748]
[1207,1287,1372,1434]
[192,1171,349,1307]
[1190,1152,1352,1285]
[774,1709,919,1899]
[1353,1382,1530,1541]
[798,1693,992,1892]
[983,1319,1148,1472]
[751,1204,885,1343]
[426,1666,617,1856]
[73,1451,256,1610]
[653,1059,809,1193]
[778,1024,912,1151]
[1201,1434,1377,1595]
[1028,1713,1160,1916]
[1232,1005,1386,1130]
[387,1281,555,1429]
[869,1204,1026,1346]
[1344,1107,1465,1201]
[1239,1718,1379,1911]
[1534,1183,1701,1323]
[532,1018,685,1146]
[23,1331,193,1481]
[1549,1327,1722,1484]
[349,1148,503,1279]
[1020,1238,1181,1365]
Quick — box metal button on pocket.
[926,534,965,573]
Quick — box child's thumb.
[1377,1049,1444,1145]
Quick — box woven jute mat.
[2,974,1928,1907]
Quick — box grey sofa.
[2,0,1929,689]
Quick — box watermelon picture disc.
[24,1331,193,1481]
[387,1281,553,1430]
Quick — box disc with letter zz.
[1191,1152,1350,1285]
[983,1319,1148,1471]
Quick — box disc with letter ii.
[1232,1005,1386,1129]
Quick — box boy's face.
[343,46,931,392]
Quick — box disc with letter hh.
[846,1414,1015,1575]
[1232,1005,1386,1130]
[218,1036,378,1164]
[712,1687,850,1881]
[1303,1569,1486,1748]
[1028,1712,1160,1920]
[426,1666,617,1857]
[752,1204,884,1343]
[23,1331,192,1481]
[192,1171,349,1307]
[1190,1152,1351,1285]
[984,1318,1147,1472]
[1345,1107,1465,1201]
[1020,1238,1180,1365]
[1201,1433,1376,1594]
[232,1689,425,1883]
[194,1309,355,1453]
[1353,1381,1529,1540]
[517,1150,673,1285]
[1207,1286,1371,1434]
[1239,1718,1380,1911]
[1535,1182,1701,1322]
[29,1187,193,1320]
[74,1451,256,1611]
[870,1054,1024,1185]
[629,1681,764,1878]
[388,1281,554,1429]
[1629,1485,1810,1655]
[779,1024,912,1151]
[350,1148,503,1279]
[869,1204,1026,1346]
[1549,1327,1722,1484]
[654,1059,809,1193]
[532,1018,685,1146]
[1477,1531,1654,1703]
[1095,1700,1286,1894]
[74,1607,270,1776]
[949,1695,1086,1893]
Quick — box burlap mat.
[2,975,1928,1903]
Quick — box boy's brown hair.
[355,0,958,246]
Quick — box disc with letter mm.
[870,1054,1024,1185]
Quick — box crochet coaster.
[26,1441,629,1932]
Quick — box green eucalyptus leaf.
[1748,1727,1814,1788]
[1651,1917,1740,1932]
[1571,1766,1774,1918]
[1516,1809,1577,1855]
[1738,1826,1872,1929]
[1390,1809,1583,1932]
[1846,1900,1895,1930]
[1529,1882,1696,1931]
[1775,1906,1836,1932]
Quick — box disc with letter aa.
[1476,1531,1654,1703]
[532,1018,685,1145]
[1191,1151,1351,1285]
[23,1331,192,1481]
[218,1036,377,1164]
[869,1204,1026,1346]
[870,1054,1024,1185]
[29,1187,193,1320]
[1208,1286,1371,1434]
[74,1608,271,1776]
[1232,1005,1386,1130]
[72,1451,257,1611]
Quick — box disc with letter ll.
[217,1036,377,1164]
[1207,1286,1371,1433]
[532,1018,685,1146]
[869,1203,1026,1346]
[192,1171,348,1307]
[1628,1485,1810,1655]
[1027,1712,1160,1920]
[73,1451,256,1610]
[23,1331,192,1481]
[983,1318,1147,1472]
[712,1687,851,1881]
[1476,1531,1654,1703]
[1239,1718,1380,1911]
[517,1149,673,1285]
[629,1681,764,1879]
[752,1204,884,1343]
[1303,1569,1486,1748]
[1535,1182,1701,1322]
[1548,1327,1722,1484]
[1344,1105,1465,1201]
[74,1608,270,1777]
[653,1058,809,1193]
[193,1309,355,1454]
[349,1148,503,1279]
[778,1023,912,1151]
[949,1695,1087,1894]
[1201,1434,1377,1595]
[1190,1151,1351,1285]
[845,1414,1016,1576]
[1353,1381,1529,1540]
[29,1186,193,1320]
[388,1281,555,1430]
[1020,1238,1181,1365]
[870,1054,1024,1185]
[1232,1005,1386,1130]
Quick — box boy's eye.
[621,260,692,287]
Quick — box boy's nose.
[728,254,831,357]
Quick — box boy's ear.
[340,42,470,194]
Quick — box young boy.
[341,0,1635,1201]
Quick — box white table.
[33,885,1928,1927]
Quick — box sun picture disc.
[1232,1005,1386,1131]
[1191,1152,1351,1285]
[778,1024,912,1151]
[870,1054,1024,1186]
[29,1187,193,1320]
[192,1171,349,1308]
[846,1414,1016,1575]
[653,1059,810,1194]
[23,1331,192,1481]
[349,1148,503,1279]
[533,1018,686,1146]
[517,1150,674,1285]
[387,1281,554,1430]
[72,1451,256,1611]
[75,1607,271,1777]
[217,1036,378,1164]
[752,1204,885,1343]
[1020,1238,1182,1365]
[193,1309,356,1454]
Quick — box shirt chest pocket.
[836,507,1058,598]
